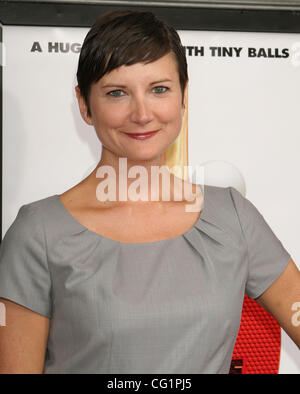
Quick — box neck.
[84,152,202,208]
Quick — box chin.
[125,148,165,162]
[127,154,161,164]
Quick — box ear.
[75,85,93,126]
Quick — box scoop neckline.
[54,183,205,246]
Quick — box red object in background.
[229,295,281,374]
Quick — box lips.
[123,130,160,140]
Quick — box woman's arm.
[0,298,50,373]
[255,258,300,349]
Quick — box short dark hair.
[76,9,188,117]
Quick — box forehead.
[98,52,179,85]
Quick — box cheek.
[95,107,128,130]
[156,100,183,126]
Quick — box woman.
[0,10,299,374]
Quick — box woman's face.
[76,52,187,163]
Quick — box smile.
[123,130,160,140]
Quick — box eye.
[153,86,169,94]
[107,90,125,97]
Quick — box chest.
[69,202,201,243]
[48,236,247,373]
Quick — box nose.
[130,95,153,125]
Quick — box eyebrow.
[150,79,172,85]
[101,79,173,89]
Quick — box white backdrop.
[2,25,300,373]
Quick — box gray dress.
[0,185,291,374]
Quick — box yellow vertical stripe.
[164,86,189,181]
